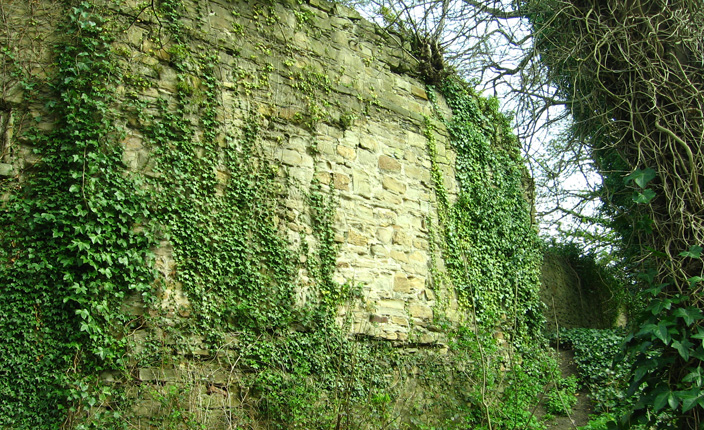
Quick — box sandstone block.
[408,251,426,264]
[393,273,410,293]
[376,227,393,244]
[378,154,401,172]
[369,314,388,323]
[390,250,408,263]
[333,173,350,190]
[347,230,367,246]
[382,176,406,194]
[411,85,428,100]
[370,244,388,257]
[378,299,405,315]
[393,229,411,247]
[315,171,331,184]
[352,172,371,197]
[409,303,433,319]
[375,209,397,227]
[409,276,425,290]
[359,135,377,150]
[337,145,356,160]
[375,190,402,206]
[281,149,303,166]
[391,316,409,326]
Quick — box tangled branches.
[530,0,704,426]
[533,0,704,299]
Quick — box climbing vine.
[0,2,154,427]
[427,77,543,336]
[0,1,559,428]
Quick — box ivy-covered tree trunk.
[528,0,704,427]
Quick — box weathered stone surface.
[378,154,401,172]
[0,163,13,177]
[393,273,411,293]
[333,173,351,190]
[5,0,465,351]
[347,230,368,246]
[409,303,433,319]
[382,176,406,194]
[336,144,356,160]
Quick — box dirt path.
[540,349,593,429]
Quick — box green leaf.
[654,389,670,411]
[673,307,703,326]
[626,167,656,188]
[672,339,691,361]
[680,388,703,413]
[679,245,703,258]
[633,189,656,204]
[682,367,703,386]
[654,321,672,345]
[688,276,703,288]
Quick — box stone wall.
[540,253,621,330]
[1,0,459,340]
[0,1,545,427]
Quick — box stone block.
[375,209,397,227]
[337,144,356,160]
[369,314,388,323]
[370,244,388,257]
[378,299,405,316]
[378,154,401,172]
[393,229,411,247]
[347,230,367,246]
[376,227,393,244]
[333,172,350,190]
[411,85,428,100]
[281,149,303,166]
[0,163,14,177]
[375,190,402,206]
[359,135,377,151]
[390,250,408,263]
[391,316,409,326]
[409,303,433,319]
[382,176,406,194]
[393,273,410,293]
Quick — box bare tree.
[344,0,607,248]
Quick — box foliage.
[545,375,578,416]
[423,76,552,428]
[558,329,631,414]
[0,0,560,428]
[528,0,704,427]
[427,77,543,336]
[0,1,155,427]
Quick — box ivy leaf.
[672,339,692,361]
[626,167,656,188]
[682,367,703,386]
[673,307,703,326]
[632,189,656,204]
[653,389,667,411]
[679,388,704,413]
[679,245,703,259]
[653,321,673,345]
[654,388,676,412]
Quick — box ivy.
[0,1,154,427]
[427,77,543,336]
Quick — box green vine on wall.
[427,77,543,337]
[0,2,155,427]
